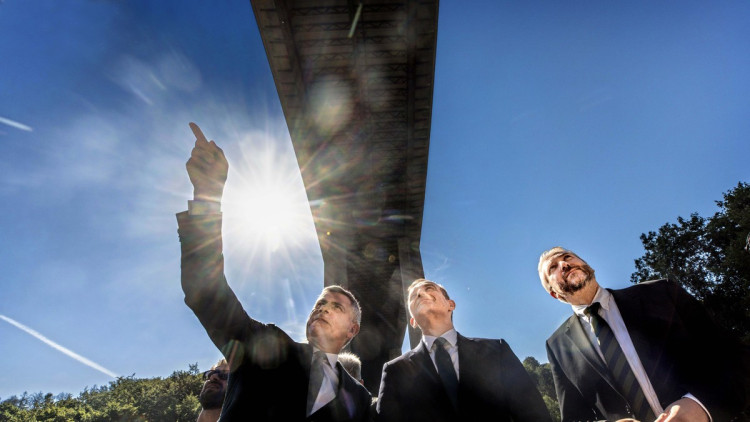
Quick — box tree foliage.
[632,182,750,343]
[523,356,560,421]
[1,360,562,421]
[0,365,202,422]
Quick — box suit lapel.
[413,341,441,381]
[564,314,621,391]
[456,333,475,383]
[412,340,460,416]
[332,362,353,415]
[304,345,314,373]
[315,361,361,420]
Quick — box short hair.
[321,285,362,325]
[211,358,228,371]
[408,278,450,301]
[538,246,583,294]
[338,351,362,381]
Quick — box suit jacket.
[375,333,552,422]
[546,279,748,422]
[177,212,371,422]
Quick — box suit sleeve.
[547,341,599,422]
[497,340,554,422]
[176,211,265,364]
[375,361,404,422]
[665,280,750,420]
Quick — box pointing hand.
[186,122,228,202]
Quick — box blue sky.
[1,0,748,400]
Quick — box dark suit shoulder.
[547,314,578,343]
[458,334,504,343]
[382,349,419,374]
[387,344,421,364]
[610,278,692,306]
[458,335,511,353]
[611,278,677,294]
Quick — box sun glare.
[229,184,302,251]
[222,131,316,255]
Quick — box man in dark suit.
[375,278,552,422]
[539,246,748,422]
[178,122,371,421]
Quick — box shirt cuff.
[682,393,712,422]
[188,200,221,215]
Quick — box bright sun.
[221,131,316,254]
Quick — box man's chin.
[199,391,225,409]
[562,275,591,294]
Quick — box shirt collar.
[571,286,612,317]
[312,347,339,367]
[422,328,458,350]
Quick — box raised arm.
[178,123,254,362]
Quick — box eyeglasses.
[202,369,229,381]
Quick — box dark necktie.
[586,303,656,422]
[307,351,328,416]
[434,337,459,409]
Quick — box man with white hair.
[539,246,748,422]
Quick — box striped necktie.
[586,302,656,422]
[434,337,459,409]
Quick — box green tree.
[0,364,203,422]
[523,356,560,421]
[632,182,750,343]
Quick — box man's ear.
[409,317,417,329]
[550,291,558,300]
[448,299,456,311]
[348,323,360,338]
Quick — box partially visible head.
[199,358,229,410]
[338,351,363,383]
[538,246,597,304]
[407,278,455,329]
[306,285,362,352]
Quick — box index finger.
[189,122,209,144]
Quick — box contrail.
[0,116,33,132]
[0,314,117,378]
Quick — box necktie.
[434,337,459,409]
[307,351,328,416]
[586,303,656,422]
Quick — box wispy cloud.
[0,116,33,132]
[0,314,117,378]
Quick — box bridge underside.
[250,0,438,393]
